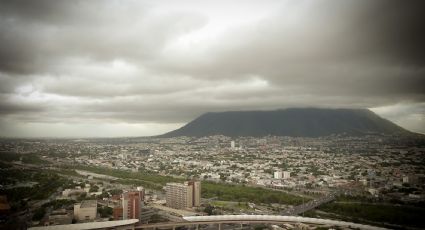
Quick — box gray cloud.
[0,0,424,137]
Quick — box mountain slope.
[160,108,410,137]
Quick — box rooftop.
[28,219,139,230]
[80,200,97,208]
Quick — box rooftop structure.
[28,219,139,230]
[74,200,97,221]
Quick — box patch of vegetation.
[32,207,46,221]
[0,152,49,165]
[0,170,73,202]
[98,206,113,218]
[202,182,307,205]
[42,199,76,210]
[318,202,425,228]
[66,165,183,190]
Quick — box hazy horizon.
[1,0,424,137]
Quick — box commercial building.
[274,171,290,179]
[48,209,72,225]
[274,171,283,179]
[73,200,97,221]
[113,206,123,221]
[187,181,201,207]
[166,181,201,209]
[166,183,193,209]
[114,187,145,222]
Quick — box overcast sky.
[0,0,424,137]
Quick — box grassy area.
[50,168,82,177]
[67,165,184,190]
[0,152,49,165]
[317,202,425,228]
[0,169,73,202]
[202,182,307,206]
[211,200,250,210]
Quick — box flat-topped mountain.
[160,108,411,137]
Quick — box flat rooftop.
[28,219,139,230]
[80,200,97,208]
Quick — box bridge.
[135,215,388,230]
[281,192,337,215]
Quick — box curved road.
[136,215,388,230]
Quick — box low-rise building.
[74,200,97,221]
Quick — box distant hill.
[160,108,411,137]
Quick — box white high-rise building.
[165,181,201,209]
[188,181,201,207]
[230,141,235,149]
[166,183,193,209]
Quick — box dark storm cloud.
[0,0,206,74]
[0,0,424,136]
[0,100,43,115]
[162,0,425,99]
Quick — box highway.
[280,192,337,216]
[135,215,388,230]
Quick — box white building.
[74,200,97,221]
[231,141,235,149]
[165,181,201,209]
[274,171,283,179]
[166,183,193,209]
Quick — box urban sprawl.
[0,135,424,229]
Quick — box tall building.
[187,181,201,207]
[112,206,123,221]
[166,181,201,209]
[121,187,145,222]
[230,141,235,149]
[166,183,193,209]
[74,200,97,221]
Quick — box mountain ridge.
[160,108,411,138]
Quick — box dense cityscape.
[0,134,424,229]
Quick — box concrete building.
[166,182,193,209]
[139,208,156,223]
[48,209,72,225]
[187,181,201,207]
[274,171,283,179]
[73,200,97,221]
[122,187,144,222]
[231,141,235,149]
[113,206,123,221]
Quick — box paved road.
[280,192,338,216]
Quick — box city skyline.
[0,0,424,137]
